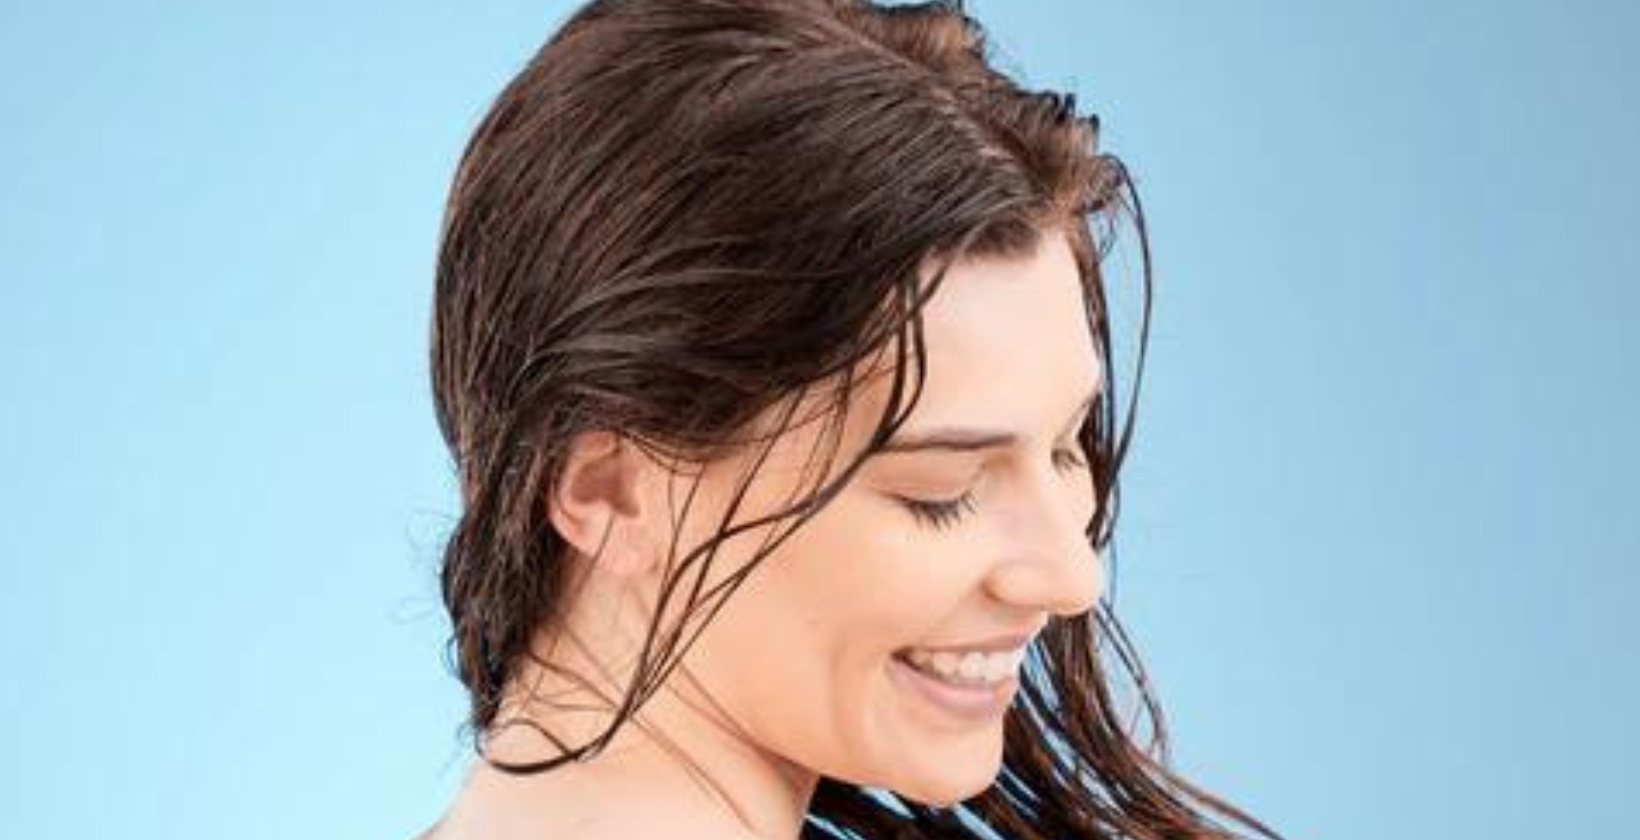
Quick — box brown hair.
[430,1,1285,838]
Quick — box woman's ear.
[546,429,662,579]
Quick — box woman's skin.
[425,227,1107,840]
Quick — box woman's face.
[666,227,1107,807]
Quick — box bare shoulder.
[429,797,774,840]
[422,755,770,840]
[417,811,757,840]
[416,785,760,840]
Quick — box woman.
[420,1,1286,838]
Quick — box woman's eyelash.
[899,491,978,531]
[899,446,1089,530]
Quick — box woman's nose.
[982,474,1104,617]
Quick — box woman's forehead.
[890,235,1100,432]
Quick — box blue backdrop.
[2,1,1635,838]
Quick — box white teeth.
[902,646,1026,685]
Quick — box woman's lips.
[889,651,1017,724]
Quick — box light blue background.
[2,1,1635,838]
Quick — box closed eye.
[896,444,1089,531]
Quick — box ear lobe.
[546,429,658,579]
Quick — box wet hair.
[429,1,1285,838]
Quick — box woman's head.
[431,1,1282,837]
[505,231,1106,809]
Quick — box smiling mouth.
[888,651,1017,722]
[891,646,1025,688]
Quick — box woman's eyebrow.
[878,388,1098,456]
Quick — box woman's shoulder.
[421,753,776,840]
[414,814,766,840]
[414,791,770,840]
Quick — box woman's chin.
[885,750,1005,809]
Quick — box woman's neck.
[457,625,819,840]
